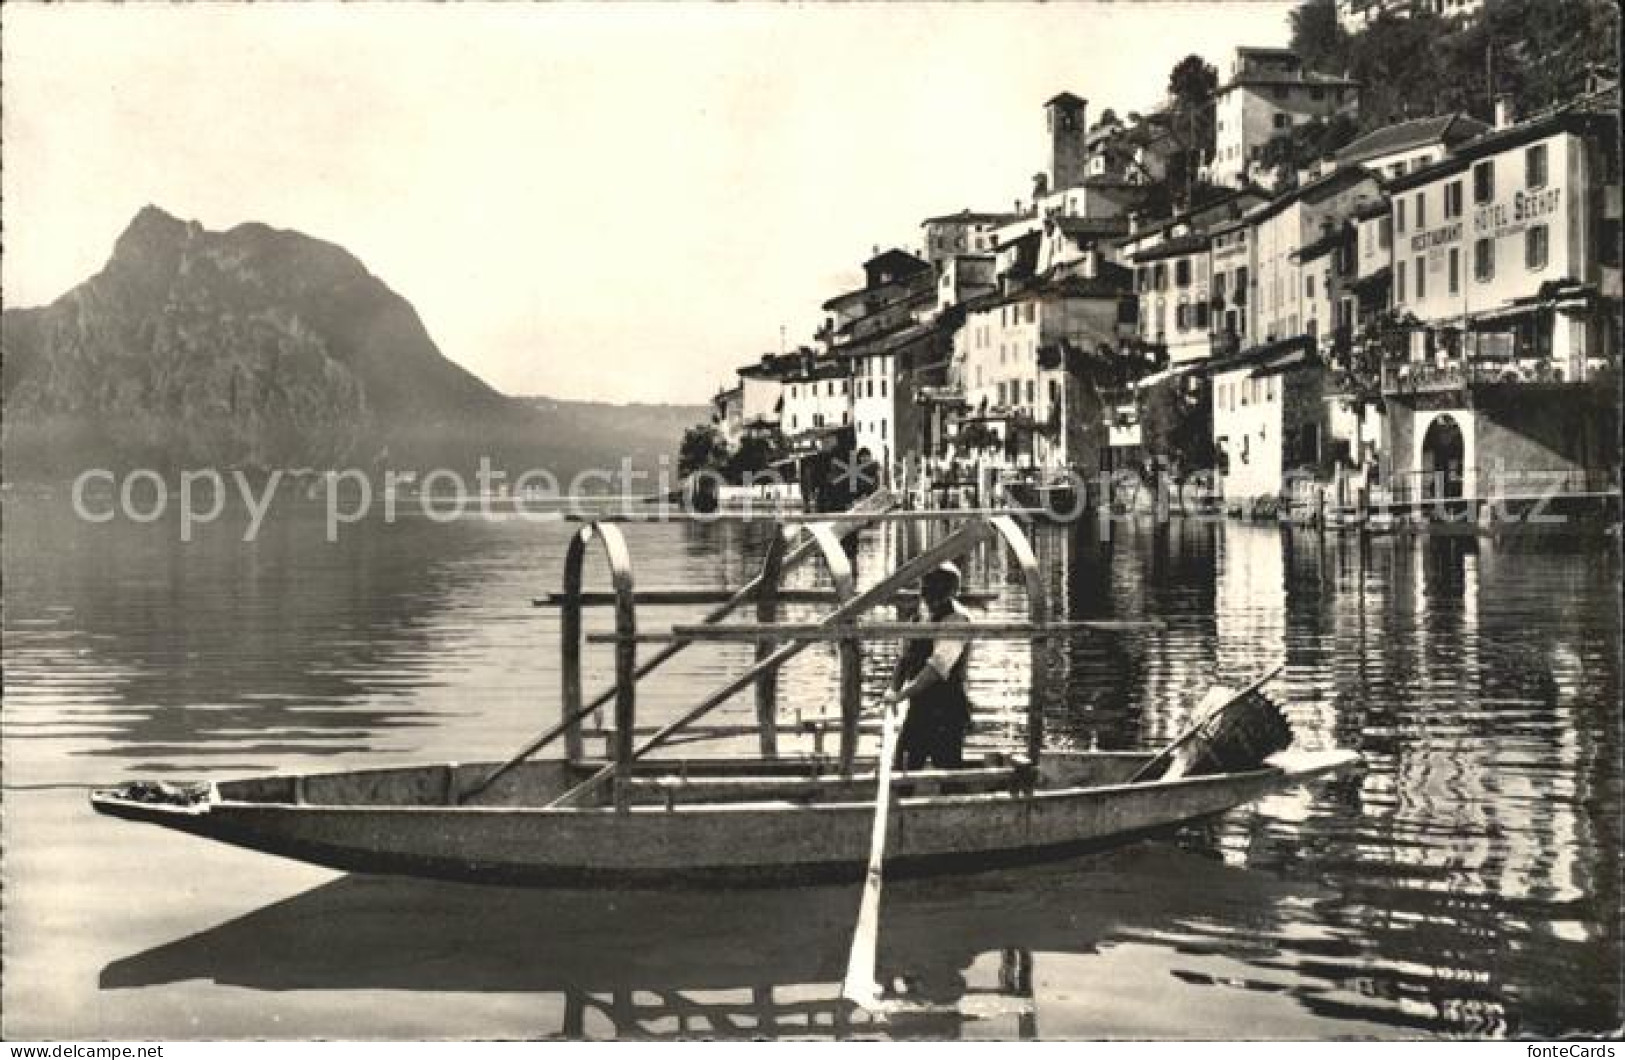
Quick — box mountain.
[2,206,703,484]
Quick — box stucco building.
[1209,47,1359,189]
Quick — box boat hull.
[91,750,1359,887]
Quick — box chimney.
[1494,94,1517,129]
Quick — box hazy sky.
[3,2,1294,404]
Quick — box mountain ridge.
[2,207,702,483]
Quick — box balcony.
[1381,357,1614,396]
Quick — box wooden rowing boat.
[90,747,1357,886]
[89,504,1361,888]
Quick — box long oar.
[457,491,896,803]
[1128,662,1285,784]
[841,696,910,1008]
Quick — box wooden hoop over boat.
[91,494,1361,886]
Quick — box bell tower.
[1045,92,1088,193]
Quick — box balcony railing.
[1380,358,1608,396]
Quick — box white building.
[921,211,1021,270]
[1248,166,1383,346]
[780,356,851,441]
[951,275,1133,471]
[736,355,790,433]
[1132,233,1214,365]
[1333,112,1489,182]
[1209,47,1359,189]
[1336,0,1484,34]
[1386,106,1620,377]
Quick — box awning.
[1131,361,1203,390]
[1250,348,1317,378]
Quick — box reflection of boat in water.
[91,508,1358,886]
[100,842,1300,1039]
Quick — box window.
[1273,113,1291,130]
[1025,380,1035,405]
[1473,160,1494,204]
[1306,274,1315,299]
[1176,259,1191,287]
[1527,224,1549,270]
[1445,180,1463,219]
[1448,247,1460,294]
[1395,260,1406,304]
[880,380,887,398]
[1396,198,1406,234]
[1154,263,1167,290]
[1474,237,1494,281]
[1196,302,1211,329]
[997,381,1007,405]
[1414,192,1425,228]
[1136,267,1148,292]
[1414,255,1425,299]
[1026,302,1037,324]
[1526,144,1548,189]
[1175,303,1190,330]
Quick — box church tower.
[1045,92,1088,193]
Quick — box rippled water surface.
[3,495,1619,1039]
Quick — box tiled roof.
[1386,109,1617,192]
[1053,215,1131,238]
[1334,113,1490,165]
[1224,70,1358,92]
[921,209,1021,226]
[1131,232,1212,263]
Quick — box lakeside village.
[692,39,1622,531]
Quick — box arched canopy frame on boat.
[559,522,637,775]
[752,521,858,761]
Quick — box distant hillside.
[517,396,708,483]
[1,207,699,484]
[1288,0,1618,132]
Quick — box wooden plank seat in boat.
[620,759,1036,808]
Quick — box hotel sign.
[1410,222,1461,253]
[1474,186,1562,239]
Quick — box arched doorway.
[1420,414,1465,501]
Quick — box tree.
[1284,0,1619,133]
[1257,113,1360,188]
[1094,107,1120,130]
[1168,55,1219,108]
[1290,0,1346,71]
[1163,55,1221,208]
[725,427,786,483]
[677,423,731,479]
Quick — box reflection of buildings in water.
[1291,535,1619,1035]
[99,844,1299,1040]
[1214,524,1286,672]
[1035,521,1225,753]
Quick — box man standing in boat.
[878,561,974,769]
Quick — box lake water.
[3,494,1620,1039]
